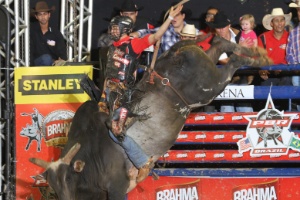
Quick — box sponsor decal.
[214,134,225,139]
[213,116,224,121]
[216,85,254,99]
[176,153,188,158]
[195,134,206,139]
[195,115,206,121]
[232,153,243,158]
[289,153,300,158]
[195,153,206,158]
[155,180,200,200]
[232,179,278,200]
[178,134,188,139]
[19,108,74,151]
[238,94,298,156]
[232,116,243,120]
[213,153,224,158]
[18,74,83,95]
[233,135,244,140]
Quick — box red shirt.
[113,35,151,54]
[197,33,213,51]
[257,30,289,64]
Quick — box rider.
[81,5,183,183]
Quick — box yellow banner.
[14,66,93,104]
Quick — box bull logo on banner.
[238,94,300,156]
[20,108,44,152]
[20,108,74,152]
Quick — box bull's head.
[29,143,85,199]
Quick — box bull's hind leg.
[208,36,268,59]
[228,53,273,68]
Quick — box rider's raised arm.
[147,5,183,45]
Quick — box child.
[239,14,258,84]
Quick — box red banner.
[128,176,300,200]
[15,66,92,199]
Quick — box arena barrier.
[14,66,93,200]
[128,64,300,200]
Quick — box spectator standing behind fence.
[257,8,292,86]
[202,6,219,34]
[206,12,253,112]
[239,14,258,85]
[286,1,300,111]
[30,1,67,66]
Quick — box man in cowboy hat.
[30,1,67,66]
[98,0,154,48]
[258,8,292,86]
[98,0,155,92]
[206,11,253,113]
[286,0,300,111]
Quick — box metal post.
[87,0,93,61]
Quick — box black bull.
[30,37,272,199]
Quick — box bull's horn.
[29,158,50,169]
[62,143,81,165]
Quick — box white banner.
[215,85,254,100]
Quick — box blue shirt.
[137,22,199,52]
[286,25,300,64]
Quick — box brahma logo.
[43,110,74,147]
[233,179,278,200]
[237,94,299,157]
[156,180,200,200]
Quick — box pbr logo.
[237,94,300,156]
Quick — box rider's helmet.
[109,16,134,41]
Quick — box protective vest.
[106,40,139,87]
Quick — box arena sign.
[14,66,92,200]
[238,94,299,156]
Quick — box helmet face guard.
[109,16,133,41]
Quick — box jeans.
[109,130,148,168]
[34,54,53,66]
[292,76,300,111]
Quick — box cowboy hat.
[206,12,231,28]
[289,0,300,8]
[262,8,291,30]
[180,24,197,37]
[163,0,192,21]
[31,1,55,13]
[114,0,144,12]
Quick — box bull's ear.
[73,160,85,172]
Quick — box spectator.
[131,2,200,53]
[179,24,197,40]
[239,14,258,84]
[206,12,253,112]
[98,0,155,91]
[30,1,67,66]
[98,0,155,48]
[202,6,219,34]
[286,1,300,111]
[258,8,292,86]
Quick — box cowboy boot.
[136,157,153,183]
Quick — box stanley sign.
[15,66,93,104]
